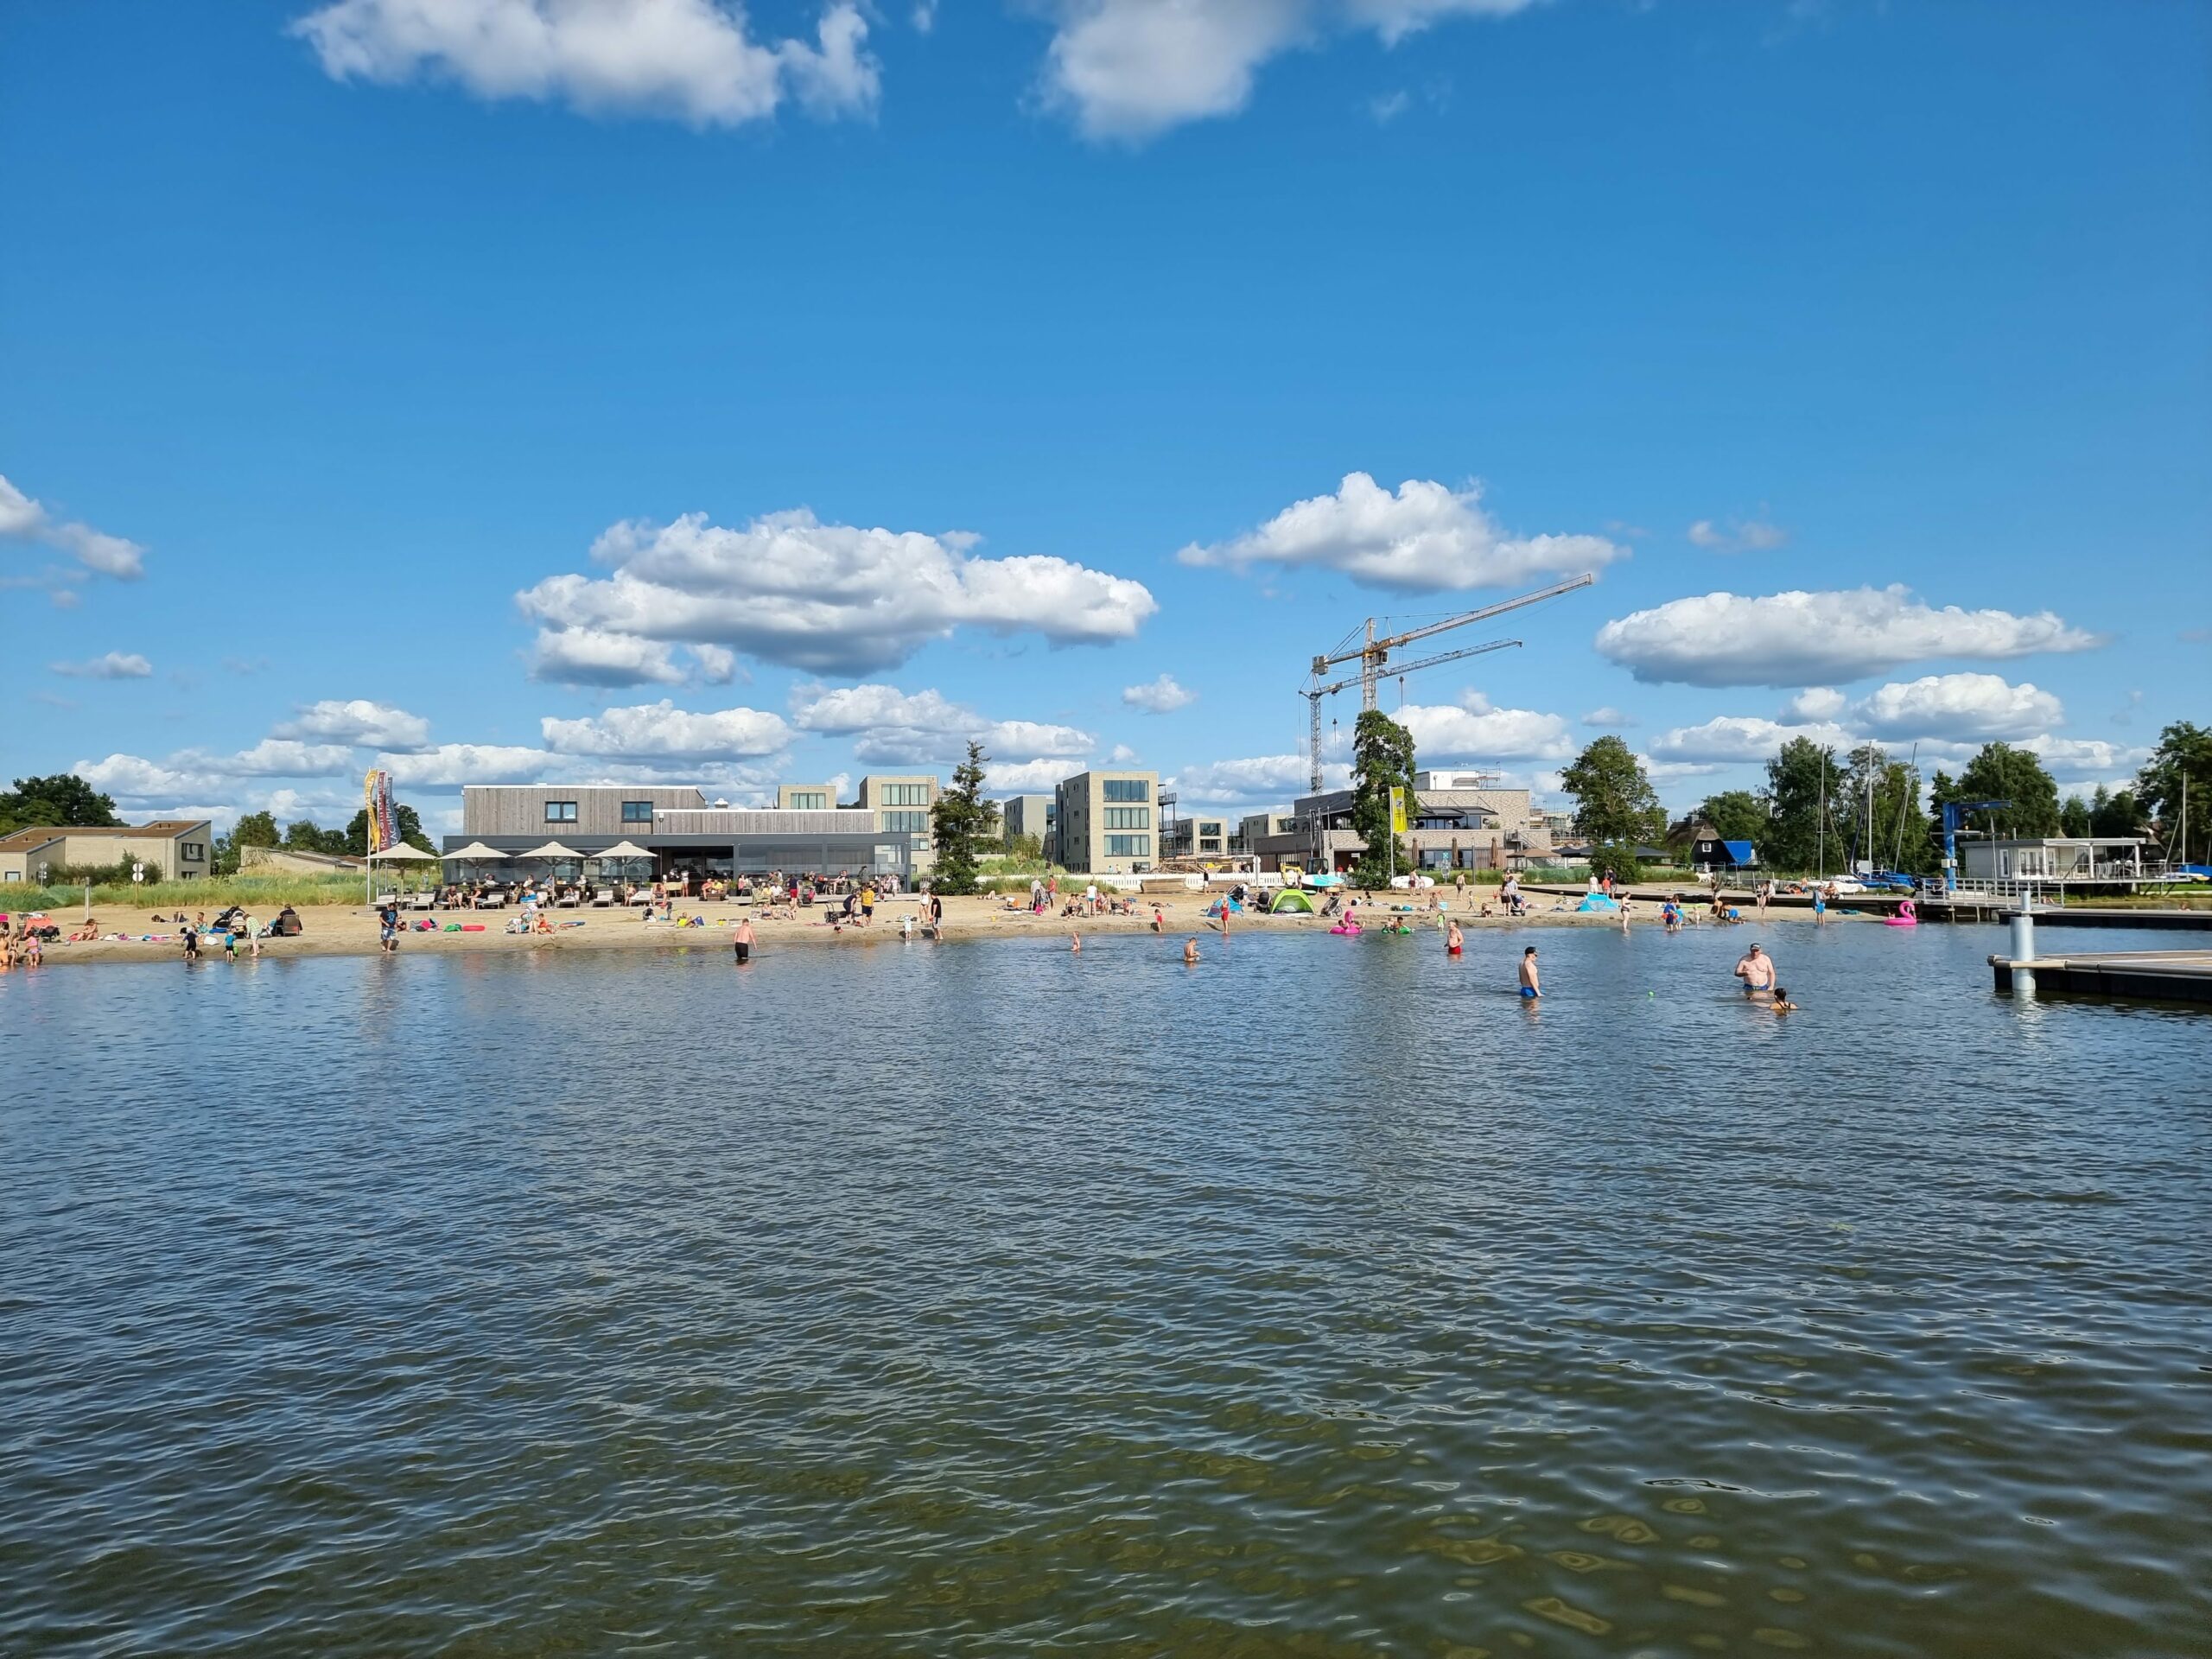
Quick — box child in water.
[1446,920,1464,956]
[1770,987,1798,1014]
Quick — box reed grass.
[1,872,374,914]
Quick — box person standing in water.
[734,916,755,964]
[1446,920,1464,956]
[1518,945,1540,1000]
[929,891,944,938]
[1734,942,1776,997]
[1071,931,1082,954]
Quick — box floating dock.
[1989,949,2212,1006]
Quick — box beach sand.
[20,888,1830,968]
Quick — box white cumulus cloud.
[540,699,791,758]
[51,652,152,679]
[1397,690,1576,762]
[1172,753,1347,801]
[1595,586,2105,688]
[1180,471,1623,592]
[290,0,880,127]
[0,472,147,580]
[1648,715,1859,765]
[276,698,435,750]
[1040,0,1536,139]
[791,683,1093,765]
[378,744,560,787]
[1122,672,1196,714]
[1855,673,2063,742]
[521,506,1157,679]
[984,758,1088,792]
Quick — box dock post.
[2010,910,2037,995]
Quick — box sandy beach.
[17,887,1834,968]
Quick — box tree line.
[1558,720,2211,878]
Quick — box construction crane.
[1302,573,1597,791]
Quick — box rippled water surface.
[3,922,2209,1656]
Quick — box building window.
[1103,806,1150,830]
[181,842,206,862]
[545,801,578,823]
[621,800,654,823]
[880,783,931,807]
[1105,835,1152,857]
[788,791,828,811]
[1103,778,1150,803]
[881,810,929,833]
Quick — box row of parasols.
[369,839,659,879]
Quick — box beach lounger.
[591,891,614,907]
[556,892,582,908]
[479,890,507,908]
[410,892,435,911]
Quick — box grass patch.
[0,873,376,913]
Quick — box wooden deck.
[1989,949,2212,1006]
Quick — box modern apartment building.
[1051,769,1160,874]
[1237,808,1299,854]
[776,783,837,811]
[1160,814,1230,861]
[999,793,1053,845]
[854,774,940,871]
[1245,778,1551,874]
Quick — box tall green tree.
[1349,708,1418,887]
[1762,737,1839,874]
[0,773,123,835]
[232,810,281,849]
[2091,785,2143,840]
[1560,735,1664,847]
[2060,795,2091,837]
[2135,720,2212,865]
[1694,790,1768,848]
[1934,742,2061,839]
[284,818,341,855]
[928,741,995,894]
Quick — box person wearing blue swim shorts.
[1518,945,1541,1000]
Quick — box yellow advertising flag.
[1389,785,1408,835]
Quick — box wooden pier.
[1989,949,2212,1006]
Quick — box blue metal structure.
[1939,798,2009,893]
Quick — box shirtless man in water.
[1734,942,1776,997]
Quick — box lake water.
[3,922,2208,1656]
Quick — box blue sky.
[4,0,2207,836]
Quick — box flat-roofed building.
[1000,793,1053,844]
[1238,808,1298,854]
[1160,814,1230,861]
[855,773,940,872]
[776,783,837,811]
[1052,769,1160,874]
[1248,781,1551,874]
[454,785,907,883]
[0,819,214,884]
[1961,836,2145,884]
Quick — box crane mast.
[1302,572,1597,791]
